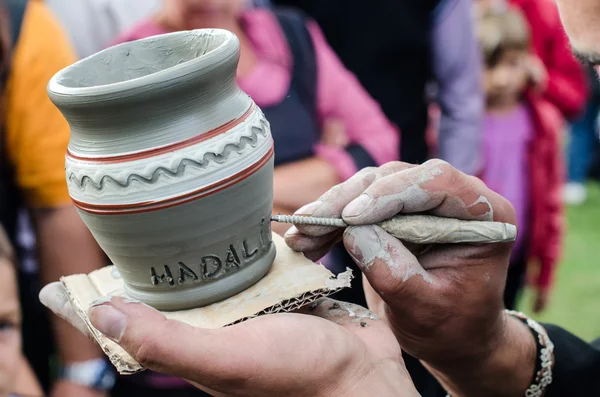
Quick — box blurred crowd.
[0,0,594,396]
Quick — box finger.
[343,226,436,292]
[87,297,259,389]
[342,159,517,226]
[342,225,454,330]
[343,225,510,350]
[284,226,342,261]
[39,282,92,337]
[294,162,415,238]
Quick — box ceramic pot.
[48,29,276,311]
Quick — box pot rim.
[47,28,238,102]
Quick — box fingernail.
[295,201,322,216]
[89,304,127,342]
[343,194,371,218]
[344,226,381,270]
[39,283,69,317]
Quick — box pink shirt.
[483,104,533,261]
[113,9,399,180]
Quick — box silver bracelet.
[446,310,554,397]
[506,310,554,397]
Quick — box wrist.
[426,312,536,397]
[327,361,419,397]
[60,359,116,392]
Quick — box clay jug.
[48,29,276,311]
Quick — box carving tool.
[271,214,517,245]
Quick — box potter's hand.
[286,160,537,396]
[40,284,419,397]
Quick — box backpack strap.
[274,8,318,116]
[0,0,27,247]
[5,0,27,48]
[274,7,376,170]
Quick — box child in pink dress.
[477,7,564,312]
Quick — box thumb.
[88,297,244,389]
[343,226,436,301]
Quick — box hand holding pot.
[286,160,537,396]
[40,284,418,397]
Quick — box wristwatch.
[60,359,117,392]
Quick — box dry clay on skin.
[374,166,445,214]
[347,226,433,284]
[326,301,379,323]
[370,164,495,222]
[308,299,379,324]
[345,164,508,283]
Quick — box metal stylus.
[271,214,517,245]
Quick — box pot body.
[48,29,276,310]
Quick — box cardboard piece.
[60,233,353,374]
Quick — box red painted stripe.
[73,143,274,215]
[67,103,256,164]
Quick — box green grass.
[519,182,600,341]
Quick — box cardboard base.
[60,233,352,374]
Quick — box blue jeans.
[569,99,600,183]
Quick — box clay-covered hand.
[40,284,418,397]
[285,160,531,394]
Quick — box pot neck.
[49,29,249,158]
[63,76,251,158]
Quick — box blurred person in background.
[564,65,600,205]
[46,0,161,59]
[477,0,587,208]
[490,0,589,207]
[268,0,484,175]
[0,226,43,397]
[507,0,588,121]
[260,2,483,394]
[266,0,483,297]
[477,0,587,117]
[114,0,399,239]
[556,0,600,202]
[477,7,563,313]
[104,0,398,395]
[1,1,110,397]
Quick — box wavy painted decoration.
[67,124,268,192]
